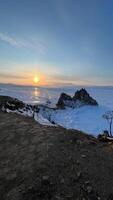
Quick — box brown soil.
[0,112,113,200]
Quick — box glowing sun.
[33,76,39,84]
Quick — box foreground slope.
[0,112,113,200]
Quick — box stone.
[86,186,93,193]
[77,171,82,178]
[76,160,80,165]
[81,154,86,158]
[85,181,90,185]
[42,175,49,181]
[60,178,65,184]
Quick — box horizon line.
[0,82,113,88]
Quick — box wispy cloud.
[46,73,94,86]
[28,39,47,55]
[0,72,27,79]
[0,32,47,54]
[0,32,26,48]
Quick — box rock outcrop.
[0,96,25,111]
[56,93,74,108]
[57,88,98,108]
[73,88,98,106]
[0,96,39,114]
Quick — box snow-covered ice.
[46,106,109,136]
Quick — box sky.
[0,0,113,86]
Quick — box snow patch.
[34,113,56,126]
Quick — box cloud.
[28,39,47,55]
[0,32,47,54]
[0,32,26,48]
[51,74,78,81]
[0,72,27,79]
[46,75,100,86]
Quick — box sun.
[33,76,39,84]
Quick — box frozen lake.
[0,84,113,136]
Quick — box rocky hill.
[0,111,113,200]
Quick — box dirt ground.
[0,112,113,200]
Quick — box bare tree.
[103,111,113,137]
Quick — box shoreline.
[0,94,110,136]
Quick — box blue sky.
[0,0,113,86]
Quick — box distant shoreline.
[1,82,113,89]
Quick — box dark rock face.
[56,93,74,108]
[0,96,40,117]
[73,88,98,106]
[0,96,25,111]
[57,88,98,108]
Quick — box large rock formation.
[56,93,74,109]
[57,88,98,108]
[73,88,98,106]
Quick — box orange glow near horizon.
[0,71,67,87]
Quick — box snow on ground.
[34,113,56,126]
[0,84,113,136]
